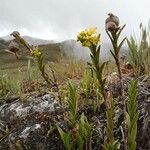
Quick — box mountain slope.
[0,38,127,70]
[1,35,53,45]
[0,38,9,50]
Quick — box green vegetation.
[126,80,139,150]
[0,16,148,150]
[106,25,126,81]
[67,81,79,125]
[0,74,21,96]
[27,59,33,82]
[103,92,119,150]
[106,24,127,149]
[57,113,92,150]
[80,69,101,110]
[58,81,92,150]
[0,41,63,71]
[127,24,150,76]
[0,38,9,49]
[77,28,106,99]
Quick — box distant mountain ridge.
[1,35,53,45]
[0,36,128,70]
[0,35,128,64]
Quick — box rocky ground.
[0,75,150,150]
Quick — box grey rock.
[0,94,60,121]
[19,124,41,139]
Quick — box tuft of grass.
[127,24,150,76]
[0,75,9,96]
[0,74,22,96]
[67,81,79,125]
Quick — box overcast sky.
[0,0,149,40]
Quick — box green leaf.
[57,126,72,150]
[118,37,126,53]
[110,50,117,60]
[106,31,114,44]
[116,24,126,39]
[127,80,139,150]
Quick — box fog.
[0,0,150,41]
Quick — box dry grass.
[48,58,86,83]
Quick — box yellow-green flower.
[31,47,42,58]
[77,27,100,48]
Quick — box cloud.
[0,0,149,40]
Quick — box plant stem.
[106,26,127,150]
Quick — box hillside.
[0,37,87,71]
[0,37,128,71]
[1,35,53,45]
[0,42,63,70]
[0,38,9,50]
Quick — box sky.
[0,0,150,40]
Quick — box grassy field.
[0,42,64,71]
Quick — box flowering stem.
[77,28,106,100]
[106,25,127,150]
[11,32,63,106]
